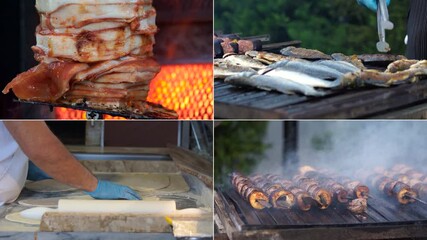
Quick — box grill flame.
[55,63,213,120]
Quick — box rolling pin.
[58,200,176,215]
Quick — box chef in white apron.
[0,122,28,206]
[0,121,141,206]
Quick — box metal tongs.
[376,0,394,52]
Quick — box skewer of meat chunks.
[375,165,427,203]
[300,166,369,199]
[250,174,295,209]
[264,174,313,211]
[291,175,332,209]
[362,172,418,204]
[231,172,270,209]
[299,171,349,204]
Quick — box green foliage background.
[214,122,269,185]
[215,0,410,55]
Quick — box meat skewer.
[250,174,295,209]
[292,175,332,209]
[301,167,370,199]
[364,173,417,204]
[231,172,270,209]
[265,174,313,211]
[376,165,427,202]
[302,171,349,204]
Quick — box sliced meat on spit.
[230,172,270,210]
[74,57,160,82]
[34,27,155,63]
[347,198,368,214]
[250,174,295,209]
[364,173,417,204]
[292,175,332,209]
[2,62,89,102]
[37,1,155,31]
[264,174,313,211]
[303,171,349,204]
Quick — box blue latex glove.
[85,180,142,200]
[27,161,51,181]
[357,0,391,11]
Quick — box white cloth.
[0,122,28,206]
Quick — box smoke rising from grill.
[254,121,427,176]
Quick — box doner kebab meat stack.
[3,0,161,112]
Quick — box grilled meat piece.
[347,198,368,214]
[385,59,419,73]
[265,174,313,211]
[231,172,270,209]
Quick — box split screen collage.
[1,0,427,239]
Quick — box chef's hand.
[27,161,51,181]
[85,180,142,200]
[357,0,390,11]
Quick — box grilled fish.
[280,46,332,60]
[223,53,266,70]
[341,67,427,87]
[245,50,291,64]
[263,68,341,89]
[314,60,361,74]
[385,59,419,73]
[357,54,407,63]
[331,53,366,70]
[214,60,257,79]
[225,72,326,97]
[261,59,344,81]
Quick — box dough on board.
[25,179,77,193]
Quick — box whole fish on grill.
[292,175,332,209]
[250,174,295,209]
[223,53,266,70]
[314,60,361,74]
[261,59,345,81]
[225,72,326,97]
[385,59,419,73]
[262,67,342,89]
[357,54,407,64]
[231,172,270,209]
[331,53,366,70]
[214,59,257,79]
[265,174,313,211]
[245,51,291,65]
[340,67,427,87]
[280,46,332,60]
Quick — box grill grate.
[15,100,178,119]
[215,187,427,239]
[214,80,427,119]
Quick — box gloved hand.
[357,0,391,12]
[85,180,142,200]
[27,161,51,181]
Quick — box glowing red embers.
[148,64,213,120]
[54,63,213,120]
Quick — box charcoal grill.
[215,187,427,239]
[15,100,178,119]
[215,79,427,119]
